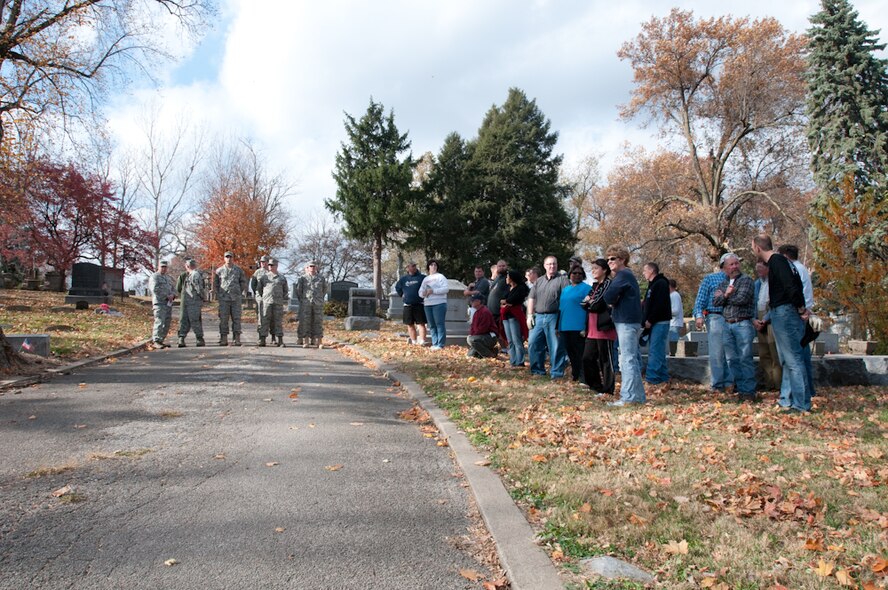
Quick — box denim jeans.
[528,313,566,378]
[705,313,733,390]
[502,317,525,366]
[771,304,810,411]
[723,319,756,396]
[425,303,447,348]
[616,322,645,403]
[645,321,670,384]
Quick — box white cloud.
[104,0,888,219]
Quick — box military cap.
[267,258,278,265]
[159,260,169,267]
[224,251,234,258]
[260,255,270,262]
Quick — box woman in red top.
[582,258,617,395]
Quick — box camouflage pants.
[178,304,204,339]
[255,298,266,335]
[152,304,172,343]
[297,302,324,339]
[218,298,243,335]
[259,303,283,338]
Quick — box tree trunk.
[0,326,26,374]
[373,235,383,309]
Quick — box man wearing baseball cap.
[148,260,175,349]
[250,255,271,343]
[213,251,248,346]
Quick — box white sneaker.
[429,345,442,351]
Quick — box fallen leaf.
[52,485,73,497]
[265,462,279,467]
[467,376,477,383]
[164,559,178,567]
[629,513,648,526]
[214,454,225,460]
[531,454,548,463]
[28,415,36,420]
[551,549,565,561]
[580,503,592,513]
[262,398,273,402]
[78,383,87,388]
[600,489,614,496]
[459,569,483,581]
[805,538,826,551]
[475,459,491,466]
[288,392,299,400]
[308,423,316,428]
[325,464,343,471]
[700,578,718,589]
[73,424,87,429]
[814,559,834,577]
[835,569,854,587]
[663,539,689,555]
[436,439,449,447]
[872,557,888,573]
[673,495,690,504]
[274,527,285,533]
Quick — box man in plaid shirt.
[712,254,756,401]
[693,257,733,392]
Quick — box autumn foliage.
[192,187,288,270]
[615,9,810,263]
[811,177,888,348]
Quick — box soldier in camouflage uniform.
[149,260,175,349]
[250,255,270,344]
[296,261,327,348]
[213,251,248,346]
[258,258,288,347]
[176,259,206,347]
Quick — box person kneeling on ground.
[467,294,498,358]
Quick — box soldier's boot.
[303,339,310,349]
[275,336,283,348]
[296,337,304,346]
[196,338,206,347]
[218,333,228,346]
[270,335,277,345]
[258,336,266,347]
[233,333,242,347]
[177,336,186,348]
[315,338,323,350]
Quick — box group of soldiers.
[148,252,327,350]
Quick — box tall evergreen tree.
[806,0,888,193]
[327,99,414,303]
[467,88,574,271]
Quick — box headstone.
[347,288,377,317]
[344,288,381,331]
[444,279,470,347]
[6,305,32,312]
[817,332,839,354]
[387,286,403,320]
[65,262,111,305]
[673,340,699,357]
[848,340,877,355]
[330,280,358,304]
[287,283,300,314]
[686,330,709,356]
[5,334,51,357]
[75,301,89,310]
[44,270,64,292]
[50,306,75,313]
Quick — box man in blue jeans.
[641,262,671,389]
[526,256,568,379]
[712,254,756,401]
[693,256,733,392]
[603,245,645,406]
[752,235,810,413]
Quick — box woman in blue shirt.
[559,266,592,382]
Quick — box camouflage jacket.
[259,272,289,305]
[214,264,247,301]
[250,268,268,298]
[295,274,327,305]
[150,272,175,305]
[178,270,206,306]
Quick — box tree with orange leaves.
[616,9,809,263]
[191,140,291,271]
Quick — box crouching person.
[467,294,498,358]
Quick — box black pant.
[562,331,585,381]
[583,338,615,393]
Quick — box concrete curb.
[340,343,564,590]
[0,339,152,390]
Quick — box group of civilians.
[394,233,816,412]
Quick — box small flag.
[20,338,34,352]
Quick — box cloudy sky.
[106,0,888,220]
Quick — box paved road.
[0,326,494,589]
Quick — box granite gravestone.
[65,263,108,305]
[330,280,358,304]
[344,287,381,330]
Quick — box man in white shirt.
[668,279,684,342]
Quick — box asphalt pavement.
[0,324,497,589]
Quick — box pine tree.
[327,99,415,304]
[467,88,574,271]
[806,0,888,193]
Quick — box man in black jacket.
[641,262,672,388]
[752,235,810,413]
